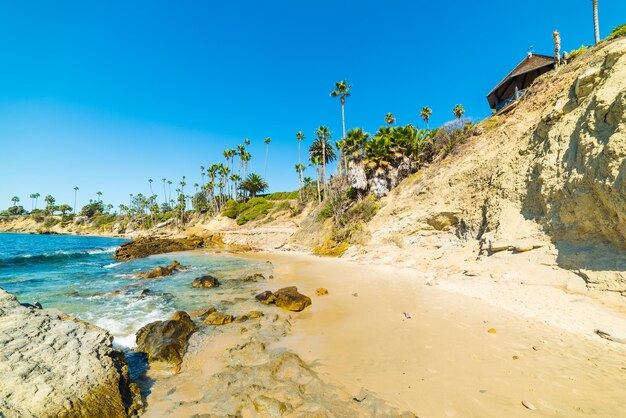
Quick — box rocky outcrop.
[192,275,220,288]
[114,236,208,261]
[135,311,197,366]
[0,289,142,417]
[256,287,312,312]
[203,311,234,325]
[136,260,187,278]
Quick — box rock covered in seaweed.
[0,289,142,417]
[192,275,220,288]
[136,260,187,278]
[135,311,197,366]
[114,236,208,261]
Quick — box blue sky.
[1,0,624,210]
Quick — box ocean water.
[0,232,270,347]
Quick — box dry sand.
[141,250,626,417]
[244,251,626,417]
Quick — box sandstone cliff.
[346,38,626,294]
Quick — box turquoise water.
[0,233,270,347]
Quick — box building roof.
[486,54,556,106]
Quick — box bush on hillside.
[264,191,299,200]
[608,23,626,41]
[568,45,589,61]
[7,205,25,215]
[80,201,105,218]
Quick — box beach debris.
[136,260,187,279]
[192,275,220,288]
[204,311,234,325]
[403,312,412,319]
[135,311,197,366]
[269,275,274,279]
[512,355,520,360]
[316,287,329,296]
[521,400,536,410]
[532,346,540,351]
[255,287,312,312]
[594,329,626,343]
[487,328,497,334]
[352,293,359,297]
[66,290,78,296]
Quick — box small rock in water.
[244,273,266,282]
[521,400,536,410]
[255,291,276,305]
[192,275,220,288]
[316,288,329,296]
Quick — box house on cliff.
[487,53,556,113]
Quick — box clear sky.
[1,0,624,210]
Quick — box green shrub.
[222,200,242,219]
[272,201,293,213]
[317,204,333,221]
[568,45,589,61]
[93,214,116,228]
[43,217,59,228]
[235,199,273,225]
[608,24,626,40]
[264,191,299,200]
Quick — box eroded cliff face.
[0,290,142,418]
[353,38,626,292]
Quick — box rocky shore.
[0,290,142,417]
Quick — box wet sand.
[142,250,626,417]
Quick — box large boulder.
[192,275,220,288]
[0,289,142,417]
[115,236,207,261]
[273,287,312,312]
[255,287,312,312]
[136,260,187,279]
[135,311,197,366]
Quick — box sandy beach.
[138,250,626,417]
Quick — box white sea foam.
[103,262,123,269]
[87,246,118,255]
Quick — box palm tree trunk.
[322,139,327,199]
[265,145,269,178]
[593,0,600,44]
[316,166,321,203]
[340,98,346,139]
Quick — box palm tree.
[230,174,241,200]
[11,196,19,207]
[44,195,55,215]
[385,112,396,126]
[200,166,205,190]
[309,156,322,203]
[162,178,168,205]
[29,193,38,211]
[344,128,370,167]
[295,163,306,202]
[264,137,271,178]
[239,173,268,200]
[244,138,251,147]
[453,104,465,120]
[420,106,432,129]
[296,131,305,188]
[96,191,102,202]
[313,126,333,196]
[330,80,352,139]
[33,193,40,210]
[237,144,245,176]
[148,179,154,196]
[167,181,173,205]
[593,0,600,44]
[242,152,251,178]
[73,187,79,214]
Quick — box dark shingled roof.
[487,54,556,109]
